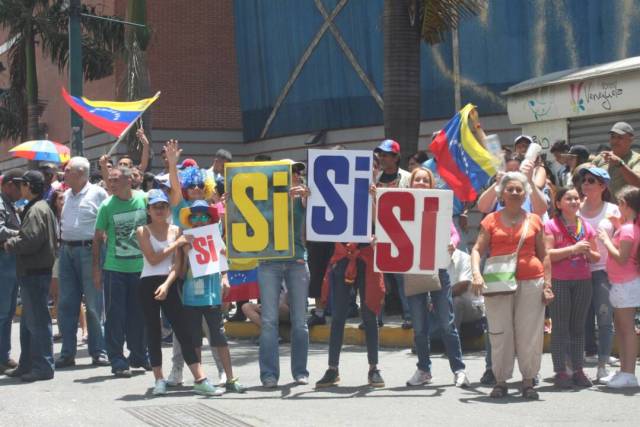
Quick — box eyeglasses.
[189,214,210,223]
[187,183,205,190]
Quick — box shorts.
[609,277,640,308]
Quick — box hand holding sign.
[183,224,228,278]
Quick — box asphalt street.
[1,321,639,427]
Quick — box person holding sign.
[136,190,222,396]
[403,166,470,388]
[257,160,311,388]
[164,140,244,393]
[471,172,554,400]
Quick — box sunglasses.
[189,214,211,223]
[582,177,601,184]
[187,183,205,190]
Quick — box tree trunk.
[24,26,40,140]
[383,0,421,164]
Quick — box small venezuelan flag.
[430,103,497,202]
[225,258,260,303]
[61,87,160,138]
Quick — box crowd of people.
[0,119,639,399]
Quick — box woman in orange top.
[471,172,553,400]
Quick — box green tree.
[0,0,124,141]
[383,0,484,160]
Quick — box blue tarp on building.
[233,0,640,141]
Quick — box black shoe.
[347,306,360,319]
[113,368,132,378]
[92,355,110,366]
[480,369,496,385]
[315,368,340,388]
[4,366,29,378]
[377,320,384,328]
[54,357,76,369]
[368,369,385,387]
[307,314,326,328]
[401,320,412,330]
[21,372,53,382]
[228,310,247,322]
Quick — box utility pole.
[69,0,83,155]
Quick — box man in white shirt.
[54,157,109,368]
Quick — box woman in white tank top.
[136,189,223,396]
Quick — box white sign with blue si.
[306,149,373,243]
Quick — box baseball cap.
[578,166,610,183]
[374,139,400,154]
[178,158,198,170]
[147,189,169,205]
[568,145,590,162]
[513,135,533,146]
[153,173,171,189]
[282,159,306,173]
[215,149,232,161]
[13,170,45,186]
[609,122,634,136]
[189,199,211,212]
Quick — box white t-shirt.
[580,202,620,272]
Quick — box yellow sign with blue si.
[224,161,294,259]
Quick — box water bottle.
[523,142,542,164]
[484,134,504,171]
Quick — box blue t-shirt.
[423,159,464,216]
[182,269,222,307]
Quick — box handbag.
[482,214,530,295]
[404,273,441,297]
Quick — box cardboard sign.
[225,161,294,259]
[306,149,373,243]
[183,224,228,278]
[374,188,453,274]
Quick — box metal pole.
[452,26,461,111]
[69,0,83,156]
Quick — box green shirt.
[593,150,640,197]
[95,191,148,273]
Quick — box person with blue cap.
[136,189,221,396]
[578,166,620,383]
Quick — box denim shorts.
[609,277,640,308]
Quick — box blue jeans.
[58,244,106,359]
[590,270,614,364]
[19,274,54,377]
[258,260,309,383]
[329,258,379,367]
[103,270,148,371]
[0,252,19,364]
[408,269,465,373]
[384,273,410,321]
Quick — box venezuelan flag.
[224,258,260,303]
[61,87,159,138]
[430,103,497,202]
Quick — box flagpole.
[106,91,160,157]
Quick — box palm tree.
[383,0,484,160]
[120,0,151,163]
[0,0,124,141]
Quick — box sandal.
[489,384,508,398]
[521,386,539,400]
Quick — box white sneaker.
[596,367,610,383]
[606,372,639,389]
[407,369,432,386]
[294,375,309,385]
[152,379,168,396]
[608,356,620,367]
[167,366,183,387]
[454,370,470,388]
[600,370,620,385]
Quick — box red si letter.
[193,237,210,264]
[377,192,414,272]
[419,197,439,270]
